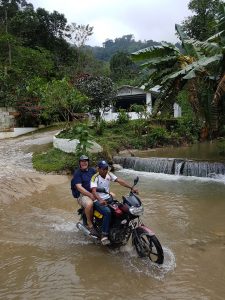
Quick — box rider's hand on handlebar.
[99,199,107,206]
[131,188,139,194]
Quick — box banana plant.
[131,3,225,133]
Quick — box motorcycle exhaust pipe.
[76,222,98,239]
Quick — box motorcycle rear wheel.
[133,233,164,264]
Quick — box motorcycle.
[76,176,164,264]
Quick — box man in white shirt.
[91,160,138,245]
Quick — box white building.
[102,85,181,121]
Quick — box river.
[0,131,225,299]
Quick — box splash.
[118,168,225,185]
[110,244,176,280]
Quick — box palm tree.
[131,3,225,136]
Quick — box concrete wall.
[0,127,38,139]
[0,107,16,132]
[0,107,39,139]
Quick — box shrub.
[146,127,169,148]
[131,119,148,136]
[95,120,107,135]
[174,117,201,142]
[218,140,225,156]
[116,109,130,124]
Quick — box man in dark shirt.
[71,155,96,235]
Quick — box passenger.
[91,160,138,245]
[71,155,97,236]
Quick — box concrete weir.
[113,156,225,178]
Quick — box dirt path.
[0,130,68,204]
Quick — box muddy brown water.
[0,132,225,299]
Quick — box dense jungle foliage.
[1,0,225,173]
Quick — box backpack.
[71,170,81,198]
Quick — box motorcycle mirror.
[133,176,139,186]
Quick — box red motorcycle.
[76,176,164,264]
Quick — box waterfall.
[174,159,185,175]
[113,156,225,178]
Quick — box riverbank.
[32,140,225,175]
[31,118,198,173]
[1,124,225,300]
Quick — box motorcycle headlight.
[129,205,144,216]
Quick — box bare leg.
[85,203,93,228]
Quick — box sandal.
[101,236,110,245]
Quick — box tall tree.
[182,0,223,41]
[0,0,22,72]
[110,51,137,81]
[75,75,116,121]
[40,78,87,124]
[67,23,94,74]
[68,23,93,48]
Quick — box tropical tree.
[182,0,223,41]
[131,3,225,136]
[74,123,94,157]
[40,78,88,125]
[75,75,117,121]
[110,51,137,82]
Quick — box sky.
[30,0,192,47]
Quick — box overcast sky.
[30,0,192,46]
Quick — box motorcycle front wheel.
[133,232,164,264]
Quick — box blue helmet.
[97,160,109,169]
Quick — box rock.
[113,164,123,171]
[53,134,103,153]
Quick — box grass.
[33,148,77,173]
[32,118,201,173]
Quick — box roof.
[117,85,159,96]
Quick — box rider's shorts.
[77,195,93,208]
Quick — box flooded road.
[0,132,225,299]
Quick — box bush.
[131,119,148,136]
[95,120,107,135]
[116,109,130,124]
[146,127,169,148]
[174,117,201,142]
[218,140,225,156]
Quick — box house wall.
[146,93,152,114]
[173,103,182,118]
[102,85,182,122]
[102,86,153,122]
[102,111,139,122]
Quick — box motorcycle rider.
[71,155,97,236]
[91,160,138,245]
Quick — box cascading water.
[113,156,225,178]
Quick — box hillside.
[86,34,181,61]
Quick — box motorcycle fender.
[136,225,155,236]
